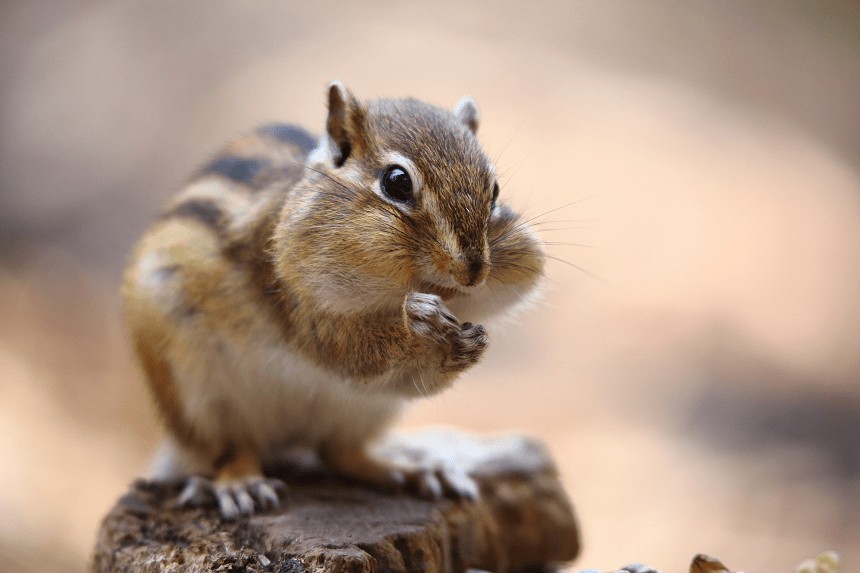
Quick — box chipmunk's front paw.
[176,475,285,519]
[404,292,488,372]
[441,320,488,373]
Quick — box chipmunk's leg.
[321,444,479,501]
[177,449,284,519]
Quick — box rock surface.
[92,428,580,573]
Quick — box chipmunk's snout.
[452,251,489,288]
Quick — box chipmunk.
[123,82,545,518]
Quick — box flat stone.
[92,428,580,573]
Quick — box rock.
[92,428,580,573]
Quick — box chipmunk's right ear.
[326,81,366,167]
[454,96,479,134]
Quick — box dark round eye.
[491,181,500,207]
[381,165,413,202]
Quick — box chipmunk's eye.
[381,165,413,202]
[491,181,500,208]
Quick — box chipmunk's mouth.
[416,280,472,301]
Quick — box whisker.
[492,128,520,166]
[418,373,431,399]
[518,191,615,227]
[489,199,606,247]
[411,377,427,399]
[530,219,599,226]
[539,241,597,248]
[288,161,355,196]
[530,227,593,233]
[543,254,603,282]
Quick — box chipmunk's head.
[277,82,537,313]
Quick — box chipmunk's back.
[124,122,319,346]
[165,123,316,233]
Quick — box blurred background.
[1,1,859,571]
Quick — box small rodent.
[123,82,545,518]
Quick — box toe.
[417,471,443,500]
[440,468,480,501]
[387,468,407,492]
[232,485,256,515]
[177,476,214,508]
[250,479,283,510]
[216,489,241,520]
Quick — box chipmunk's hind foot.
[401,463,480,501]
[177,474,285,519]
[619,564,662,573]
[176,450,286,519]
[324,445,480,502]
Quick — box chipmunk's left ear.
[454,96,479,134]
[326,80,368,167]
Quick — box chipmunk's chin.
[414,281,459,300]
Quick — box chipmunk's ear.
[453,96,479,134]
[326,81,366,167]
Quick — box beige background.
[1,1,859,571]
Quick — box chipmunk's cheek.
[408,252,454,298]
[428,248,452,278]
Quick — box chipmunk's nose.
[453,253,489,287]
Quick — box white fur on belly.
[168,318,402,459]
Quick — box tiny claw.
[388,469,407,492]
[447,472,480,500]
[217,490,241,520]
[232,485,255,515]
[251,480,281,510]
[177,476,214,508]
[419,471,443,500]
